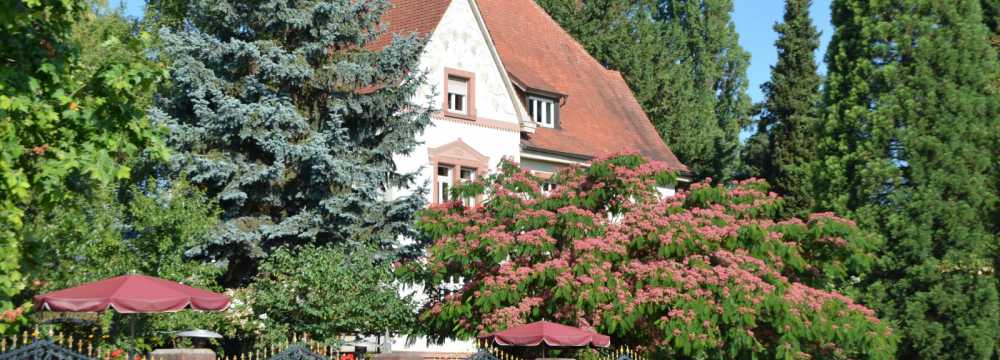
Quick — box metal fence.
[470,342,644,360]
[0,340,94,360]
[0,332,346,360]
[0,332,644,360]
[1,332,103,359]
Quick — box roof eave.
[522,145,594,162]
[467,0,536,134]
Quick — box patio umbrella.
[480,320,611,357]
[34,275,230,313]
[33,275,230,354]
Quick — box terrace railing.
[0,340,94,360]
[1,331,101,359]
[470,342,644,360]
[0,331,644,360]
[0,332,345,360]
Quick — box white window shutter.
[448,77,468,96]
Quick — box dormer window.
[528,95,557,128]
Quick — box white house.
[373,0,688,358]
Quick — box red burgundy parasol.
[480,321,611,348]
[33,275,230,313]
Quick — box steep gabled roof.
[370,0,451,50]
[376,0,687,172]
[476,0,686,172]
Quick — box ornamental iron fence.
[0,332,100,360]
[0,332,356,360]
[469,342,643,360]
[0,340,94,360]
[0,332,642,360]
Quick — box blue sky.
[733,0,833,102]
[110,0,834,103]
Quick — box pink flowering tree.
[398,154,895,358]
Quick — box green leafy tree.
[818,0,1000,358]
[0,0,166,331]
[401,154,893,358]
[152,0,431,340]
[742,0,822,215]
[22,179,222,292]
[536,0,752,181]
[248,245,415,344]
[20,178,225,350]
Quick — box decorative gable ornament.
[428,139,490,168]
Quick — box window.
[436,165,453,203]
[435,165,479,205]
[528,95,556,128]
[447,76,469,115]
[460,167,477,206]
[540,181,556,195]
[429,139,488,206]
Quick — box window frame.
[443,68,476,120]
[527,95,558,128]
[435,165,454,204]
[447,77,468,115]
[432,163,482,206]
[459,167,478,206]
[429,139,489,205]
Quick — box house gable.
[412,0,526,128]
[477,0,688,173]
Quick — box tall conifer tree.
[819,1,1000,358]
[536,0,751,181]
[743,0,821,214]
[152,0,430,336]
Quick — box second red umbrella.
[480,320,611,348]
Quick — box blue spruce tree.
[152,0,431,338]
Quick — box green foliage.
[818,0,1000,358]
[986,0,1000,49]
[22,179,222,290]
[742,0,822,215]
[402,155,893,358]
[20,178,226,349]
[0,0,167,331]
[248,245,414,345]
[535,0,751,181]
[151,0,430,340]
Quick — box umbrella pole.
[130,315,137,359]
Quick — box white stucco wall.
[411,0,520,123]
[388,0,521,354]
[392,0,521,203]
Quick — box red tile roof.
[376,0,687,172]
[477,0,685,171]
[370,0,451,50]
